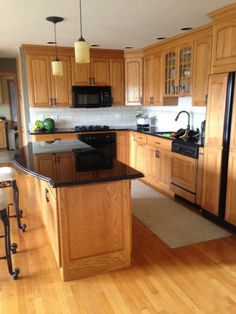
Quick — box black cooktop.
[74,125,110,132]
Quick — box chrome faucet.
[175,111,190,130]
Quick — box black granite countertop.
[30,126,204,146]
[13,140,144,188]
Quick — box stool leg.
[1,208,20,280]
[12,180,26,232]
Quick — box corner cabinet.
[26,54,72,107]
[125,57,143,105]
[144,52,163,106]
[164,44,193,97]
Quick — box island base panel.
[57,180,132,281]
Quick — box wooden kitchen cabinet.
[225,81,236,225]
[146,145,158,184]
[125,57,143,105]
[164,43,193,97]
[135,141,147,175]
[110,59,125,105]
[49,56,72,107]
[158,149,172,193]
[192,35,212,106]
[40,180,61,267]
[71,57,110,86]
[26,54,72,107]
[144,52,163,106]
[116,131,129,164]
[34,152,76,182]
[201,73,228,215]
[31,133,77,142]
[129,131,137,168]
[0,121,7,148]
[209,5,236,73]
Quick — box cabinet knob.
[156,150,160,158]
[49,98,53,107]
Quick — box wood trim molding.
[208,3,236,21]
[21,44,124,59]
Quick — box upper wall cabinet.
[192,35,212,106]
[144,52,163,106]
[110,59,125,105]
[125,57,143,106]
[209,4,236,73]
[71,55,124,105]
[71,57,110,86]
[164,44,193,98]
[26,54,72,107]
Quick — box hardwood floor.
[1,166,236,313]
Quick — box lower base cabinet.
[116,131,129,164]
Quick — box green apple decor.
[43,118,55,132]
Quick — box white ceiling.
[0,0,235,57]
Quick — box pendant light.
[74,0,90,63]
[46,16,64,76]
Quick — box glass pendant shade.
[74,37,90,63]
[52,59,63,76]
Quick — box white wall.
[29,97,206,132]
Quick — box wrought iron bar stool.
[0,189,20,279]
[0,167,26,232]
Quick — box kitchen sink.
[154,131,176,139]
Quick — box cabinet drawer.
[31,133,77,142]
[135,133,147,144]
[147,135,172,151]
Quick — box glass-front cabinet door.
[178,45,192,96]
[164,44,192,97]
[164,49,177,96]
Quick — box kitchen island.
[14,139,143,281]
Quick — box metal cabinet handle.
[155,142,160,145]
[175,86,179,94]
[205,94,208,104]
[93,77,96,84]
[53,98,56,106]
[49,97,53,107]
[156,150,160,158]
[45,189,49,202]
[133,134,136,141]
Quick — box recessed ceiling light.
[91,44,100,47]
[180,27,192,31]
[156,37,166,40]
[47,41,56,44]
[124,46,133,49]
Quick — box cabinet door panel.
[116,131,129,164]
[125,58,143,105]
[0,123,7,148]
[135,143,146,174]
[146,145,158,184]
[201,147,222,215]
[91,58,110,85]
[26,55,51,107]
[110,59,124,105]
[34,154,57,181]
[144,55,153,105]
[129,132,136,167]
[225,152,236,225]
[212,20,236,71]
[204,74,228,147]
[192,36,212,106]
[158,150,172,192]
[153,53,163,105]
[56,152,76,182]
[71,57,90,85]
[50,56,72,107]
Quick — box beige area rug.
[132,181,231,248]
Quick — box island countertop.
[14,139,144,188]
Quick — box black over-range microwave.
[72,85,112,108]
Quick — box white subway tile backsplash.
[29,97,206,132]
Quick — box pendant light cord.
[79,0,83,39]
[54,23,58,60]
